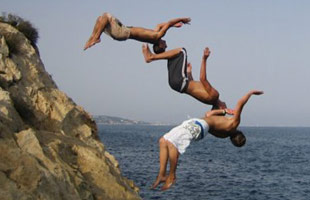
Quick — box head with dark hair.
[230,130,246,147]
[153,39,167,54]
[211,99,226,110]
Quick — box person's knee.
[102,12,111,18]
[100,12,111,22]
[159,137,166,146]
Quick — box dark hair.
[152,43,165,54]
[230,130,246,147]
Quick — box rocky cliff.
[0,22,141,200]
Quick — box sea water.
[98,125,310,200]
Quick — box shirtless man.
[151,90,263,191]
[142,44,227,109]
[84,12,191,51]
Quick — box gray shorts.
[104,14,130,41]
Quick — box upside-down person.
[84,12,190,51]
[142,45,227,109]
[151,90,263,191]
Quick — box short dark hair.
[153,43,165,54]
[230,130,246,147]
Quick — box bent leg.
[161,141,179,191]
[84,12,111,50]
[151,137,169,189]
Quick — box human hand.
[174,18,191,28]
[250,90,264,95]
[203,47,211,59]
[225,109,235,115]
[182,17,191,24]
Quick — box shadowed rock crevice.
[0,21,141,200]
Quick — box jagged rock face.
[0,22,141,200]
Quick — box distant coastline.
[92,115,310,127]
[93,115,171,126]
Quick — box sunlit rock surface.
[0,22,141,200]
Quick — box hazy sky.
[2,1,310,126]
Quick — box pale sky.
[2,0,310,126]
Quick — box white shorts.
[163,118,208,154]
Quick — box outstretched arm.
[154,17,191,39]
[142,44,182,63]
[206,109,226,117]
[232,90,264,126]
[199,48,219,101]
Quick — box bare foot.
[150,175,167,190]
[142,44,153,63]
[84,37,101,50]
[182,17,191,24]
[161,176,176,191]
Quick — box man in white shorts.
[84,12,191,52]
[151,90,263,191]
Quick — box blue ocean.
[98,125,310,200]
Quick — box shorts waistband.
[194,120,204,139]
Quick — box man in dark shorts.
[84,12,191,52]
[142,44,227,109]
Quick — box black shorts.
[167,48,189,93]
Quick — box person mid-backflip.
[142,44,227,109]
[84,12,191,51]
[151,90,263,191]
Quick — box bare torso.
[128,27,159,43]
[186,81,219,105]
[203,115,236,138]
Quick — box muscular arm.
[199,48,219,101]
[154,17,191,39]
[233,90,264,126]
[206,109,226,117]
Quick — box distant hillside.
[93,115,151,125]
